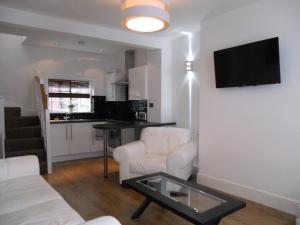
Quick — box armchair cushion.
[141,127,191,156]
[130,155,167,175]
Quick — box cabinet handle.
[92,128,95,145]
[65,125,68,140]
[70,124,73,140]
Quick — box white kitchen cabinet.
[129,66,148,100]
[69,123,91,154]
[106,72,126,102]
[51,124,69,157]
[51,122,104,159]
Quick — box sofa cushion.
[0,175,62,215]
[141,127,191,155]
[130,155,167,175]
[0,199,84,225]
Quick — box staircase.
[4,107,47,174]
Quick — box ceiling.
[22,31,148,56]
[0,0,262,37]
[0,22,150,56]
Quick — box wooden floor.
[43,158,295,225]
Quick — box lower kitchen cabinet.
[51,122,104,160]
[69,123,91,154]
[51,123,70,157]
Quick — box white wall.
[147,49,162,122]
[197,0,300,215]
[0,33,122,115]
[135,49,148,67]
[170,32,200,143]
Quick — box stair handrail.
[0,96,4,159]
[34,76,52,173]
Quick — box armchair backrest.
[140,127,191,156]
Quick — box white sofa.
[0,156,121,225]
[113,127,197,184]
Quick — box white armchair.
[113,127,197,184]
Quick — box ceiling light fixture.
[121,0,170,33]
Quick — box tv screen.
[214,37,281,88]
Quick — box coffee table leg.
[131,198,152,219]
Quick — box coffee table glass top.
[137,175,227,213]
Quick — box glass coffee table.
[124,173,245,225]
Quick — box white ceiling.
[0,22,150,56]
[0,0,262,37]
[22,31,148,56]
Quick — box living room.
[0,0,299,225]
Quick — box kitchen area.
[49,49,176,176]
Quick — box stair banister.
[35,76,52,173]
[0,97,4,159]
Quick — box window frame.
[48,79,93,113]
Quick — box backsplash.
[51,96,148,121]
[94,96,147,121]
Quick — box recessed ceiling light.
[121,0,170,33]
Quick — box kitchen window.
[48,79,92,113]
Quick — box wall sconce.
[185,60,193,72]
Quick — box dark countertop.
[50,119,107,124]
[93,121,176,130]
[51,119,176,129]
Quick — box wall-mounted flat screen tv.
[214,37,281,88]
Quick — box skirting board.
[52,151,112,163]
[197,173,299,215]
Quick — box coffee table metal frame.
[124,172,246,225]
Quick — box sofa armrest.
[167,141,197,170]
[113,141,146,184]
[113,141,146,163]
[0,156,40,181]
[80,216,121,225]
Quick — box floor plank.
[43,158,295,225]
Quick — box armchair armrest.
[80,216,121,225]
[113,141,146,163]
[113,141,146,184]
[167,141,197,170]
[0,156,40,181]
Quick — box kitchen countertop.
[50,119,107,124]
[93,121,176,130]
[50,119,176,129]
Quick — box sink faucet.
[135,112,139,120]
[63,113,71,121]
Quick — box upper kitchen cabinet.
[105,72,126,102]
[129,65,148,100]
